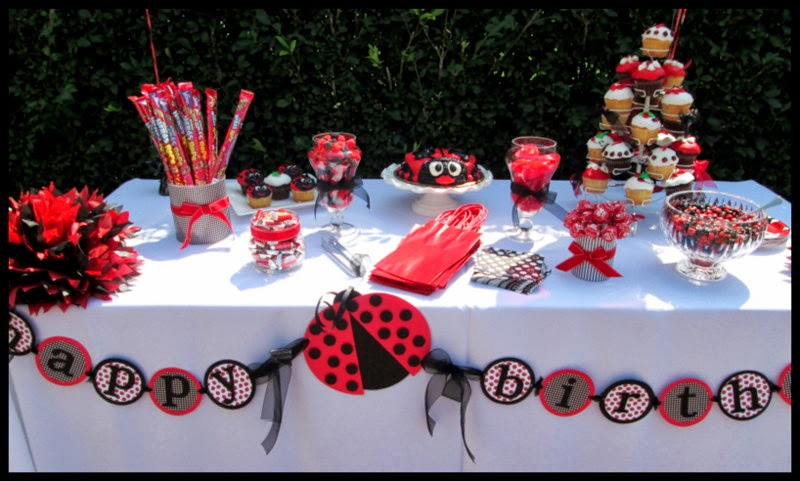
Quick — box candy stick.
[176,82,208,184]
[205,88,219,179]
[164,81,201,184]
[186,84,210,182]
[129,94,178,184]
[215,89,255,180]
[143,84,193,185]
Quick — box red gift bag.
[370,204,487,295]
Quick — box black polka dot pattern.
[304,292,431,395]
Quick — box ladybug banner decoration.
[304,288,431,395]
[249,337,308,455]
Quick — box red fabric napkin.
[370,204,487,295]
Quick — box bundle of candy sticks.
[130,80,253,185]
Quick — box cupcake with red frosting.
[641,24,673,58]
[237,168,264,195]
[615,54,640,84]
[631,60,666,109]
[670,136,702,169]
[663,59,687,89]
[290,173,317,202]
[582,162,611,194]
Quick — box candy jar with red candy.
[504,136,561,243]
[308,132,365,241]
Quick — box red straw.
[145,9,160,84]
[668,9,687,60]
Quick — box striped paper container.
[167,179,231,246]
[570,236,617,282]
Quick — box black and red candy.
[304,291,431,395]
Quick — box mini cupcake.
[615,54,640,84]
[641,24,673,58]
[670,136,702,169]
[278,163,304,179]
[624,172,655,206]
[630,111,662,147]
[264,171,292,201]
[247,183,273,209]
[602,138,635,179]
[290,173,317,202]
[237,168,264,195]
[660,87,694,123]
[645,145,680,181]
[662,168,696,195]
[586,131,612,162]
[582,162,611,194]
[662,59,687,89]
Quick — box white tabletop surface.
[8,177,791,472]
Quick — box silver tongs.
[321,232,369,278]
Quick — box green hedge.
[8,9,792,199]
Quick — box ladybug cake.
[394,147,484,187]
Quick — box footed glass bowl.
[660,190,769,282]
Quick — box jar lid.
[250,208,301,242]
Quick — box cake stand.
[381,163,493,216]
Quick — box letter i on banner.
[539,369,595,416]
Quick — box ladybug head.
[418,156,467,186]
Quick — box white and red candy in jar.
[249,208,305,274]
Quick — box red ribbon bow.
[556,241,622,278]
[693,160,716,189]
[170,197,233,249]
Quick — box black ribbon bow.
[313,178,371,219]
[421,348,483,463]
[249,337,308,456]
[510,182,551,229]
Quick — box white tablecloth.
[8,177,791,472]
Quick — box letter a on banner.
[35,336,92,386]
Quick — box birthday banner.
[8,290,792,463]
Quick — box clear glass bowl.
[660,190,769,281]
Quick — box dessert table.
[8,177,791,472]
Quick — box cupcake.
[670,136,702,169]
[237,168,264,195]
[631,60,666,108]
[278,163,304,180]
[660,87,694,123]
[586,131,612,162]
[582,162,611,194]
[641,24,673,58]
[615,54,640,84]
[247,184,273,209]
[602,138,635,179]
[645,145,679,181]
[264,171,292,201]
[662,59,687,89]
[624,172,655,206]
[629,111,662,147]
[662,168,696,195]
[290,173,317,202]
[600,82,634,129]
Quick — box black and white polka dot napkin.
[470,247,551,294]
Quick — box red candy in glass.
[507,142,561,213]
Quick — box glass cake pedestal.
[381,163,493,216]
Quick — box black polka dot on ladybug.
[304,291,431,395]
